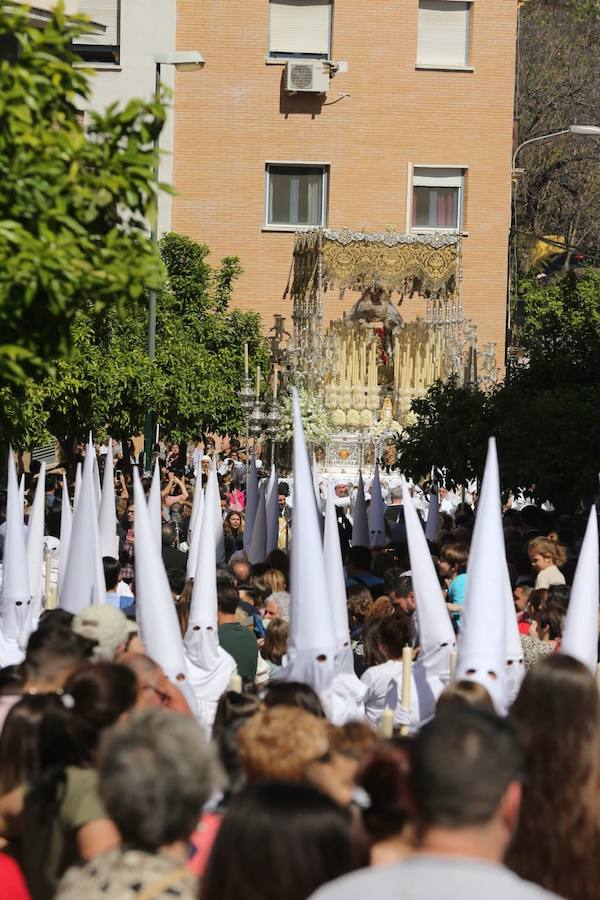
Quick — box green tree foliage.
[0,4,165,383]
[520,270,600,365]
[155,233,266,439]
[397,271,600,510]
[396,379,490,489]
[1,234,267,451]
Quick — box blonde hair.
[236,706,328,783]
[253,569,286,594]
[528,537,567,568]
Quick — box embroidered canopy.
[291,228,461,301]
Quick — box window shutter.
[269,1,331,56]
[74,0,119,46]
[417,1,470,66]
[413,167,463,187]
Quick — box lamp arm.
[512,129,570,170]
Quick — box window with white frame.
[417,1,471,67]
[268,0,332,59]
[412,167,464,231]
[73,0,121,65]
[265,164,328,227]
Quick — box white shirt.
[361,658,442,731]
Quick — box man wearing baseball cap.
[72,605,140,661]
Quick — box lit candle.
[244,343,249,378]
[400,645,412,736]
[255,365,261,399]
[229,673,242,694]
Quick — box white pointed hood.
[368,464,387,548]
[207,459,225,564]
[266,465,280,555]
[98,439,118,558]
[59,445,105,614]
[324,479,354,674]
[456,438,508,714]
[88,435,101,512]
[132,471,192,692]
[186,482,205,580]
[18,474,25,511]
[0,451,32,655]
[243,452,259,550]
[73,462,82,511]
[561,507,599,673]
[147,460,162,553]
[401,476,455,681]
[247,479,268,565]
[351,472,370,548]
[26,461,46,618]
[503,564,525,703]
[282,388,338,695]
[184,468,236,715]
[424,486,440,543]
[58,475,72,595]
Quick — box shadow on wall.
[279,69,327,117]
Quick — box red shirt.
[0,854,30,900]
[187,813,222,876]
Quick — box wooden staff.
[400,645,413,736]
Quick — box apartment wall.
[80,0,177,235]
[173,1,517,358]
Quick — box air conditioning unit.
[285,60,330,94]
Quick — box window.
[411,168,464,231]
[269,0,332,59]
[73,0,120,65]
[417,1,471,68]
[265,165,328,228]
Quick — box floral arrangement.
[371,417,404,438]
[277,387,334,443]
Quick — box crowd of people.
[0,393,598,899]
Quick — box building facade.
[73,0,180,236]
[172,0,517,364]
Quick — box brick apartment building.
[172,1,518,364]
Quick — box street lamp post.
[143,51,205,472]
[507,124,600,368]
